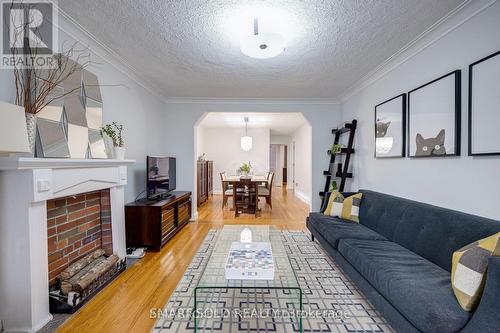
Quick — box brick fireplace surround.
[0,157,134,333]
[47,189,112,286]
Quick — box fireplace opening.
[46,189,125,313]
[47,189,113,285]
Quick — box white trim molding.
[295,189,311,206]
[339,0,496,102]
[165,97,340,105]
[50,1,167,102]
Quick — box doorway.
[269,144,287,187]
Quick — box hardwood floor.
[56,188,309,333]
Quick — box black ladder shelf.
[320,119,357,206]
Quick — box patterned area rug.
[152,230,394,333]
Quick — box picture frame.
[407,70,461,157]
[374,94,406,158]
[468,50,500,156]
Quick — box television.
[147,156,176,199]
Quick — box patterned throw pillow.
[451,232,500,311]
[323,191,363,222]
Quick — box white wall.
[270,135,290,145]
[165,102,342,213]
[341,0,500,220]
[0,14,167,203]
[199,127,270,193]
[289,123,313,204]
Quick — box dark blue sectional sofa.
[307,190,500,333]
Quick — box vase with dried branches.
[9,1,91,155]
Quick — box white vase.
[25,113,36,156]
[102,133,115,158]
[114,146,126,160]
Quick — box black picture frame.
[468,50,500,156]
[374,94,406,158]
[407,70,461,157]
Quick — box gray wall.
[341,0,500,220]
[0,14,167,203]
[164,101,341,214]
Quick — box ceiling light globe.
[240,32,286,59]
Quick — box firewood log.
[60,256,107,295]
[60,249,106,280]
[73,255,119,293]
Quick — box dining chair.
[258,172,274,209]
[220,172,232,208]
[259,172,271,190]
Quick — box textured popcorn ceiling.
[59,0,464,99]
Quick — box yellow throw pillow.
[324,191,363,222]
[451,232,500,311]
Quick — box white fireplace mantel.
[0,157,134,333]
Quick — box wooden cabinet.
[125,191,191,251]
[197,161,213,206]
[207,161,213,196]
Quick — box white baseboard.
[295,190,311,205]
[191,211,199,221]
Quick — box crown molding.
[50,1,167,103]
[164,97,340,105]
[339,0,497,103]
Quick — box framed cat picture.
[469,50,500,156]
[408,70,461,157]
[374,94,406,158]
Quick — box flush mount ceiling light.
[240,117,253,152]
[240,18,286,59]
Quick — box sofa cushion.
[358,190,500,272]
[338,239,471,333]
[308,213,386,249]
[324,191,363,222]
[452,232,500,311]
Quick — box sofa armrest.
[461,256,500,333]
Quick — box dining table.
[222,175,268,215]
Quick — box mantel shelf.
[0,157,135,170]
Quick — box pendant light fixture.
[240,117,253,152]
[240,18,286,59]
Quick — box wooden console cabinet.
[197,160,213,206]
[125,191,191,251]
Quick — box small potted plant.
[329,180,338,192]
[101,122,126,160]
[239,162,251,178]
[328,143,344,155]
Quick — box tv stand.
[125,191,192,251]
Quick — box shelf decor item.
[469,50,500,156]
[328,143,344,156]
[375,94,406,158]
[101,122,126,160]
[408,70,461,157]
[0,102,31,154]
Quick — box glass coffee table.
[194,225,303,332]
